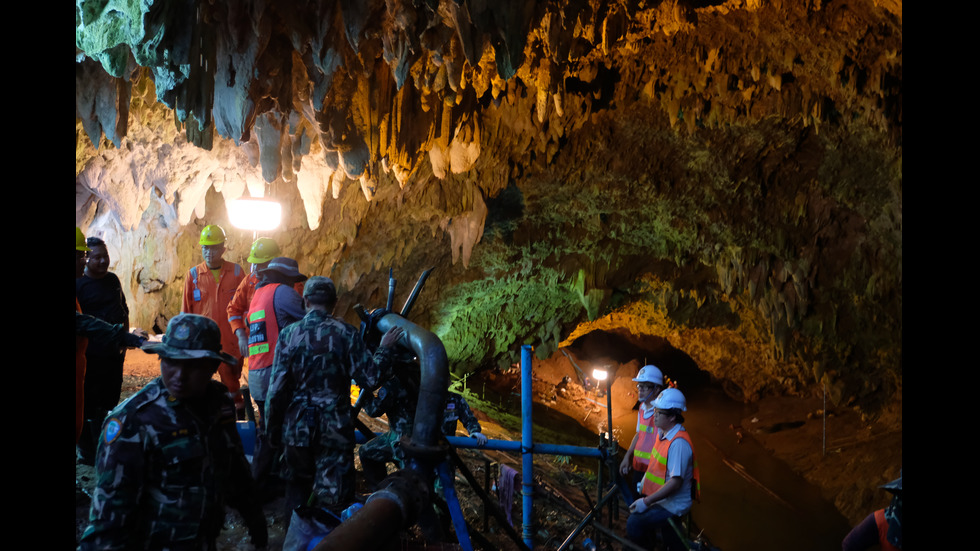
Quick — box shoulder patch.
[446,403,456,410]
[103,418,123,444]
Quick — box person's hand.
[619,455,631,476]
[237,330,249,358]
[471,432,488,446]
[123,332,146,348]
[379,326,405,349]
[629,497,649,514]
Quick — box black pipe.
[399,268,433,317]
[386,268,395,312]
[556,485,620,551]
[313,470,429,550]
[375,312,448,458]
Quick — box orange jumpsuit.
[182,260,246,404]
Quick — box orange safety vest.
[246,284,281,372]
[874,509,899,551]
[632,409,658,472]
[641,428,701,501]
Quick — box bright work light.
[228,198,282,231]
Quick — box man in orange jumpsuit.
[181,224,246,415]
[227,237,304,359]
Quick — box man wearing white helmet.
[619,364,666,494]
[626,387,701,551]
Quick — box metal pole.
[441,436,605,458]
[556,485,621,551]
[437,461,474,551]
[822,381,827,456]
[521,344,534,549]
[606,377,615,523]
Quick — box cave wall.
[75,0,901,412]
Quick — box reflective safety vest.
[875,509,900,551]
[632,408,658,472]
[640,428,701,501]
[246,284,281,371]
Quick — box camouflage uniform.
[80,313,265,551]
[79,379,263,551]
[264,308,393,511]
[359,383,482,487]
[357,368,420,472]
[441,391,483,437]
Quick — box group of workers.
[76,224,894,551]
[619,364,701,551]
[75,224,486,550]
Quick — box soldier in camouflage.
[264,276,404,518]
[79,313,268,551]
[359,382,488,491]
[441,391,487,445]
[357,365,420,489]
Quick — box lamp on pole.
[592,367,617,532]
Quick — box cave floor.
[76,350,901,550]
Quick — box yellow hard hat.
[247,237,281,264]
[76,227,91,251]
[199,224,227,245]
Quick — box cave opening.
[564,328,713,393]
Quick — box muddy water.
[680,386,851,551]
[478,383,852,551]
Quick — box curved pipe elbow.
[376,313,449,450]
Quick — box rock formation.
[75,0,902,416]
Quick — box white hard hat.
[652,387,687,411]
[632,365,664,386]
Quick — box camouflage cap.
[141,313,237,365]
[303,275,337,303]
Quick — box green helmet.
[199,224,227,245]
[76,227,91,251]
[247,237,281,264]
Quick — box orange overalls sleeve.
[181,267,196,314]
[227,276,253,336]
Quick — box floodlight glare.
[228,198,282,231]
[592,368,608,381]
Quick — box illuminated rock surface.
[76,0,901,525]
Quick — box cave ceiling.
[75,0,902,410]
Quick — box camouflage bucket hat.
[304,275,337,303]
[141,313,237,365]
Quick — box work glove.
[237,331,249,358]
[630,497,649,514]
[471,432,488,446]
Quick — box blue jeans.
[626,504,685,550]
